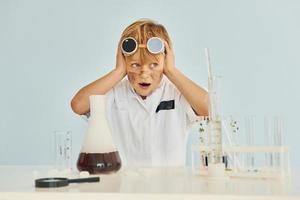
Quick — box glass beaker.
[54,130,72,170]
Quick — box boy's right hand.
[115,40,127,78]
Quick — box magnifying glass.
[35,177,100,188]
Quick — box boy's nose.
[139,65,152,76]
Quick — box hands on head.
[115,38,176,80]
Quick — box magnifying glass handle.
[68,177,100,183]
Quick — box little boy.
[71,19,208,167]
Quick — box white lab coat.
[105,75,200,167]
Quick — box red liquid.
[77,152,121,174]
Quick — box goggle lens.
[147,37,164,54]
[122,38,137,54]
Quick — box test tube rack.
[194,48,291,179]
[191,143,291,179]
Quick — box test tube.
[264,117,272,171]
[273,117,284,172]
[232,117,240,171]
[224,116,242,172]
[264,116,284,173]
[245,116,255,171]
[198,118,209,169]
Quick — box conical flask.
[77,95,121,174]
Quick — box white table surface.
[0,165,300,200]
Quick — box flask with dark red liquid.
[77,95,121,174]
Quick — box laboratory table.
[0,165,300,200]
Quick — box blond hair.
[120,19,172,62]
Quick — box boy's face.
[125,51,164,99]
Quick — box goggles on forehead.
[121,37,165,56]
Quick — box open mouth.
[139,82,151,89]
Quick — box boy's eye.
[131,63,140,68]
[149,63,158,69]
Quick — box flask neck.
[89,95,106,117]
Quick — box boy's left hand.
[163,41,176,76]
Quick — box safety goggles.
[121,37,165,56]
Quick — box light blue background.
[0,0,299,170]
